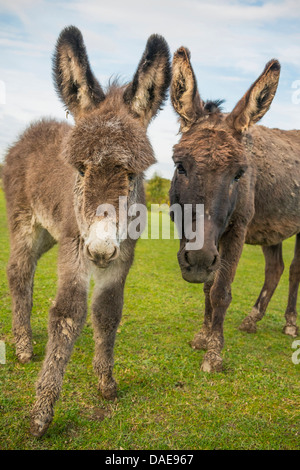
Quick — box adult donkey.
[3,26,170,437]
[169,47,300,373]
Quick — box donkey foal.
[3,26,170,437]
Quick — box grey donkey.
[169,47,299,374]
[3,26,171,437]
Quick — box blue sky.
[0,0,300,179]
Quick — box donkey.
[3,26,170,437]
[169,47,300,374]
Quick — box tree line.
[145,173,170,208]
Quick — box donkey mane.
[174,127,244,170]
[204,99,225,114]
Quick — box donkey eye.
[176,163,187,175]
[128,173,134,182]
[234,169,244,182]
[78,166,85,177]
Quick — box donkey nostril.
[184,251,193,269]
[211,255,218,266]
[86,245,94,260]
[109,245,120,261]
[209,254,220,271]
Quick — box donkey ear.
[226,59,281,133]
[171,47,204,132]
[53,26,105,119]
[123,34,171,127]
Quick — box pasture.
[0,188,299,450]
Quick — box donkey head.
[170,47,280,283]
[53,26,170,267]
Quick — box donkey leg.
[91,262,129,400]
[239,243,284,333]
[201,283,231,373]
[191,280,213,350]
[7,221,56,364]
[30,240,89,437]
[201,226,246,373]
[7,246,37,364]
[283,234,300,337]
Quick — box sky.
[0,0,300,179]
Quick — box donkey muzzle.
[178,244,220,283]
[85,219,120,267]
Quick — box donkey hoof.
[30,401,54,438]
[283,325,298,337]
[17,351,33,364]
[99,381,118,401]
[30,414,52,438]
[191,332,208,350]
[239,317,257,334]
[100,387,117,401]
[200,351,223,373]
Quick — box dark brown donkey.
[169,47,300,373]
[3,26,170,437]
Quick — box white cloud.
[62,0,300,69]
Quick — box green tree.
[145,173,170,208]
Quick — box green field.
[0,188,299,450]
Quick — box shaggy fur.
[170,48,299,373]
[3,26,171,437]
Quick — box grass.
[0,188,299,450]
